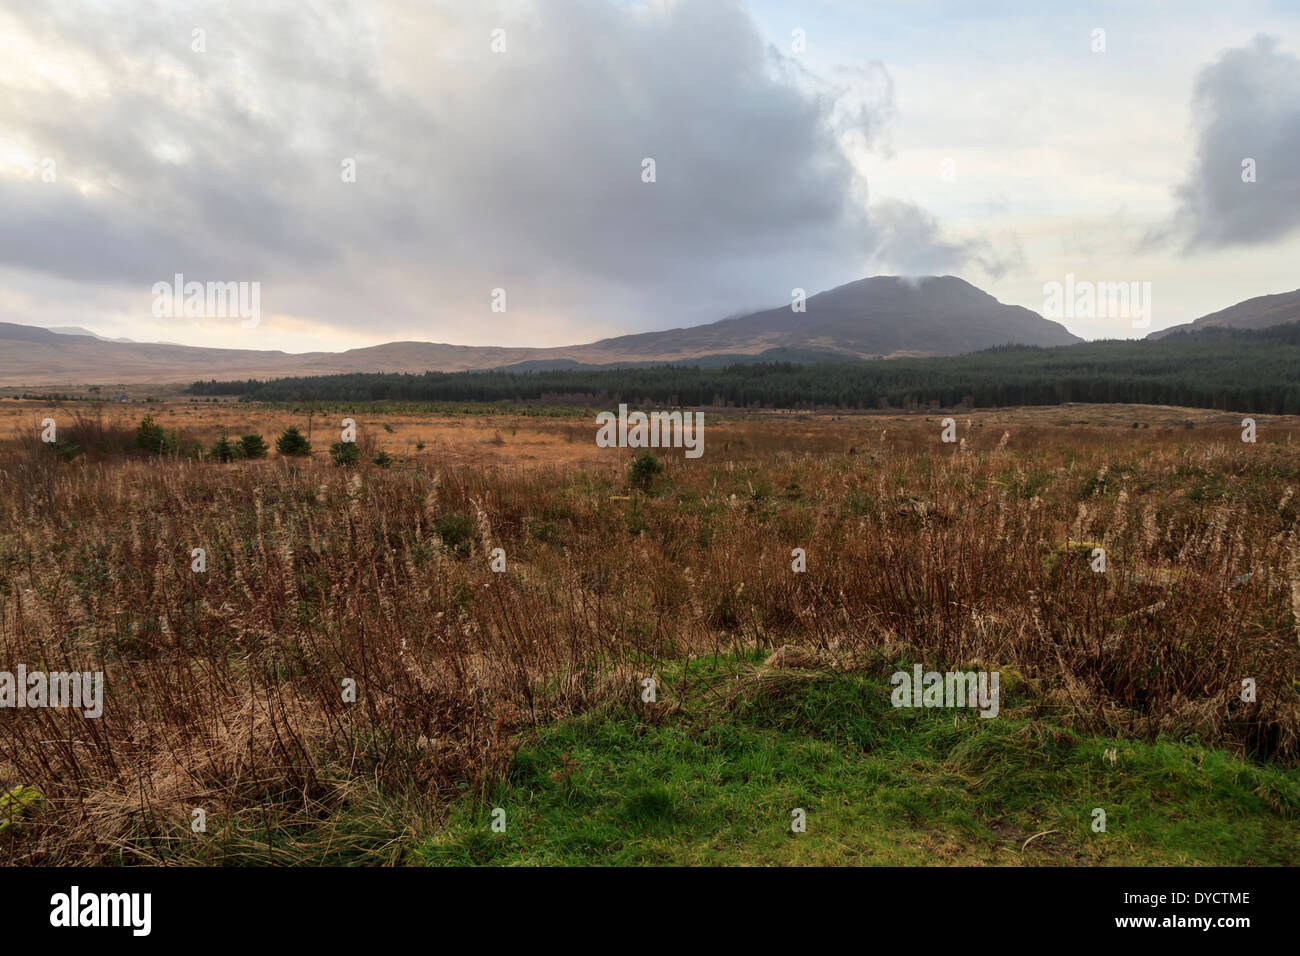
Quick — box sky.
[1,0,1297,353]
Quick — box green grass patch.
[415,658,1298,866]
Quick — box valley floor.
[1,401,1297,865]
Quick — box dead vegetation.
[0,403,1297,862]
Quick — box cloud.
[0,0,1003,346]
[1161,35,1300,250]
[864,199,1023,281]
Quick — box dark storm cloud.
[1164,35,1300,250]
[0,0,995,339]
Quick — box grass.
[1,401,1297,864]
[417,656,1298,866]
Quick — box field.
[1,399,1297,865]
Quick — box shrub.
[211,435,243,463]
[629,451,664,490]
[372,451,393,468]
[58,409,136,459]
[276,426,312,457]
[51,441,82,462]
[434,512,475,555]
[135,415,199,458]
[239,434,269,459]
[161,430,202,458]
[136,415,165,453]
[330,440,361,467]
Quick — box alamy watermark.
[0,666,103,718]
[50,886,150,936]
[1043,274,1152,329]
[151,273,261,328]
[890,665,1000,718]
[596,403,704,459]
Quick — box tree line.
[185,323,1300,414]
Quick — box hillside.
[0,276,1078,386]
[1149,288,1300,339]
[580,275,1080,360]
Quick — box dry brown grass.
[1,401,1297,862]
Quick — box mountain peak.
[696,274,1080,357]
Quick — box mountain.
[48,326,136,344]
[0,275,1081,386]
[573,276,1081,361]
[1148,289,1300,339]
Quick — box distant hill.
[48,326,137,344]
[0,322,89,344]
[1148,289,1300,339]
[1,275,1077,385]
